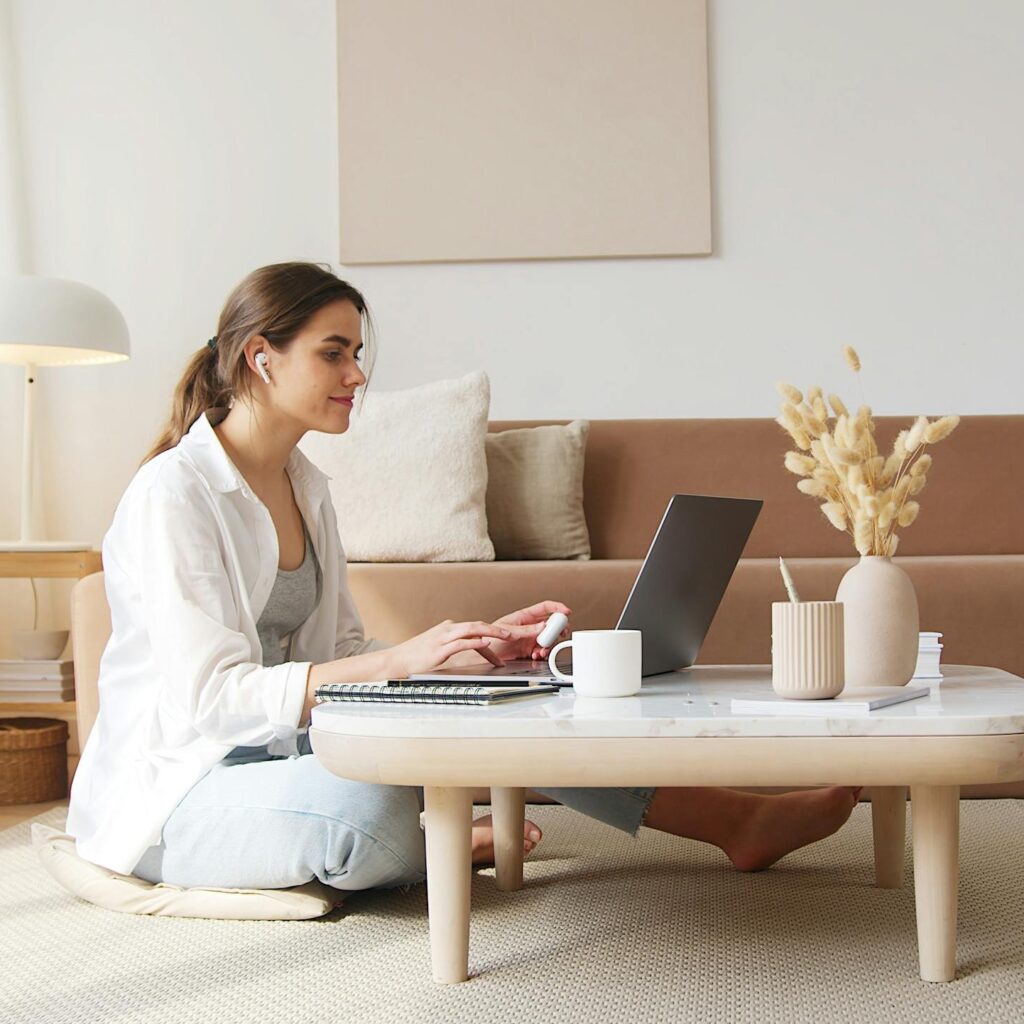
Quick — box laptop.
[408,493,763,686]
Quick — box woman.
[67,262,859,893]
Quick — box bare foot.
[471,814,542,866]
[724,786,860,872]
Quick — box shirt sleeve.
[136,483,309,747]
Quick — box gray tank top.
[256,524,322,668]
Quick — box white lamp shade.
[0,275,130,366]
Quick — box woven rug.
[2,801,1023,1024]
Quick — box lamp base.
[0,540,92,552]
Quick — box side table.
[0,549,103,788]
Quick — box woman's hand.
[386,620,514,677]
[488,601,572,662]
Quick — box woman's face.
[259,299,366,435]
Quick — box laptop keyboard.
[483,660,568,677]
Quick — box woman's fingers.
[478,642,504,667]
[433,622,516,668]
[427,616,569,671]
[444,637,503,665]
[444,621,511,641]
[501,622,545,640]
[508,601,572,623]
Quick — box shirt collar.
[180,409,331,503]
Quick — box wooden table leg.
[423,786,473,984]
[871,786,907,888]
[911,784,960,982]
[491,786,525,891]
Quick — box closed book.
[730,686,930,716]
[316,682,558,705]
[0,691,75,703]
[0,680,75,692]
[0,678,75,690]
[914,631,943,679]
[0,659,74,681]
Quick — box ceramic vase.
[835,555,919,689]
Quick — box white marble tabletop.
[309,665,1024,739]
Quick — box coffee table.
[309,664,1024,984]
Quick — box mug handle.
[548,639,573,682]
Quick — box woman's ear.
[242,335,269,376]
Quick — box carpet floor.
[2,801,1023,1024]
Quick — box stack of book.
[913,632,944,680]
[0,659,75,702]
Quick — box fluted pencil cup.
[771,601,845,699]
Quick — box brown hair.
[143,262,371,463]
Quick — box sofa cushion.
[301,372,494,562]
[486,420,591,560]
[33,824,338,920]
[347,558,638,644]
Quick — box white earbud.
[254,352,271,384]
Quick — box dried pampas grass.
[776,382,803,405]
[828,393,849,418]
[784,452,816,476]
[775,347,959,556]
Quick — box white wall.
[1,0,1022,640]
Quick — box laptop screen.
[616,494,762,675]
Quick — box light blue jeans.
[133,733,655,892]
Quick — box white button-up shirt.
[67,410,385,874]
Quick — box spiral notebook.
[315,682,559,705]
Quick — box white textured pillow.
[32,824,337,920]
[300,371,495,562]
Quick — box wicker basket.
[0,718,69,805]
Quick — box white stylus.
[537,612,569,649]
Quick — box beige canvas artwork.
[337,0,711,263]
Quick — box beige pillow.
[300,371,494,562]
[32,824,337,920]
[486,420,591,560]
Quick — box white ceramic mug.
[547,629,642,697]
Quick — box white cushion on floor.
[32,824,338,920]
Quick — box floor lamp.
[0,275,130,551]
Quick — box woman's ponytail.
[142,263,369,465]
[142,343,232,464]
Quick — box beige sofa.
[72,414,1023,797]
[346,414,1024,799]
